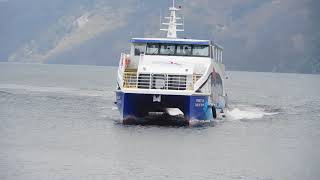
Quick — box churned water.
[0,63,319,180]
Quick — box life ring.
[124,56,131,68]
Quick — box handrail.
[122,71,202,91]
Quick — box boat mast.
[160,0,184,39]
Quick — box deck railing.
[122,71,202,91]
[118,53,203,91]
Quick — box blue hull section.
[116,92,214,125]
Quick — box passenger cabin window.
[146,43,210,57]
[160,44,175,55]
[192,45,209,57]
[146,44,160,55]
[134,44,146,56]
[176,45,192,56]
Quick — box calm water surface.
[0,63,319,180]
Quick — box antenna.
[160,10,162,27]
[160,0,184,39]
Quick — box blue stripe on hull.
[115,92,214,125]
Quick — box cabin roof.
[131,38,211,45]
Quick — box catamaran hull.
[115,92,214,126]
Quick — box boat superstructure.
[115,0,227,126]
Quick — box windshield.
[176,45,192,56]
[146,44,160,55]
[134,44,146,56]
[160,44,176,55]
[145,43,210,57]
[192,45,209,57]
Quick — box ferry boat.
[115,0,227,126]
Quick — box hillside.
[0,0,318,73]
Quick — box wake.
[225,105,279,120]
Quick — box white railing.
[117,53,127,88]
[122,72,202,91]
[118,53,203,91]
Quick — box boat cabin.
[128,38,223,69]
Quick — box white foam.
[226,106,278,120]
[166,108,184,116]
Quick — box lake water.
[0,63,319,180]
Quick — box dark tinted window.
[134,44,146,56]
